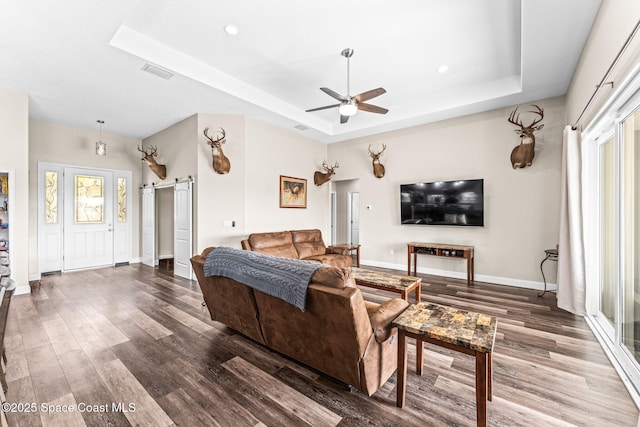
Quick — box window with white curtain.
[583,66,640,404]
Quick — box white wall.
[0,87,29,294]
[566,0,640,126]
[142,114,197,186]
[28,120,143,277]
[329,96,565,288]
[195,114,247,251]
[244,117,329,236]
[146,114,330,256]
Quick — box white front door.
[141,187,156,267]
[63,168,114,270]
[173,182,192,280]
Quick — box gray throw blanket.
[203,246,324,311]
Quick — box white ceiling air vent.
[141,63,174,80]
[294,124,309,131]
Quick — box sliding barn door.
[173,181,193,280]
[141,187,156,267]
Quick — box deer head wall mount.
[507,105,544,169]
[137,145,167,180]
[368,143,387,178]
[203,127,231,174]
[313,161,339,186]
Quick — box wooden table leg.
[401,290,408,301]
[356,246,360,268]
[488,352,492,401]
[416,339,423,376]
[396,332,407,408]
[475,351,488,427]
[470,255,475,284]
[413,253,417,276]
[407,248,412,276]
[415,284,421,303]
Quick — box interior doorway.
[330,192,337,245]
[330,179,360,246]
[140,180,193,280]
[156,186,174,272]
[347,191,360,245]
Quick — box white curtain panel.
[557,125,586,315]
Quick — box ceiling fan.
[306,48,388,124]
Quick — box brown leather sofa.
[241,229,352,268]
[191,247,409,396]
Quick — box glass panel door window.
[75,175,104,223]
[584,67,640,403]
[599,136,616,327]
[622,106,640,364]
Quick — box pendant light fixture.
[95,120,106,156]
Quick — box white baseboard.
[360,259,558,292]
[28,258,144,285]
[15,285,31,296]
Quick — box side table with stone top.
[393,302,497,427]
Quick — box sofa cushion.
[305,254,352,269]
[247,231,299,259]
[311,267,356,289]
[291,229,326,259]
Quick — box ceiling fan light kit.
[339,100,357,116]
[306,48,388,124]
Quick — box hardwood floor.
[3,264,639,426]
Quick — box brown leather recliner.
[191,247,408,396]
[241,229,352,268]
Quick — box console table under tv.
[407,242,475,285]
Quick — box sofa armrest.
[368,298,410,343]
[326,245,350,256]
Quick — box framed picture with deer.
[280,175,307,208]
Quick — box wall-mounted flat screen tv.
[400,179,484,226]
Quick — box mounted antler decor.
[368,143,386,178]
[507,104,544,169]
[203,127,231,174]
[137,145,167,180]
[313,161,339,186]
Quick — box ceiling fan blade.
[306,104,340,112]
[354,87,386,103]
[320,87,348,102]
[340,114,350,124]
[357,102,388,114]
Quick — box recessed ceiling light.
[437,65,449,74]
[224,25,239,36]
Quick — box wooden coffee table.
[393,302,497,427]
[351,267,421,302]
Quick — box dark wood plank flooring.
[3,264,639,426]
